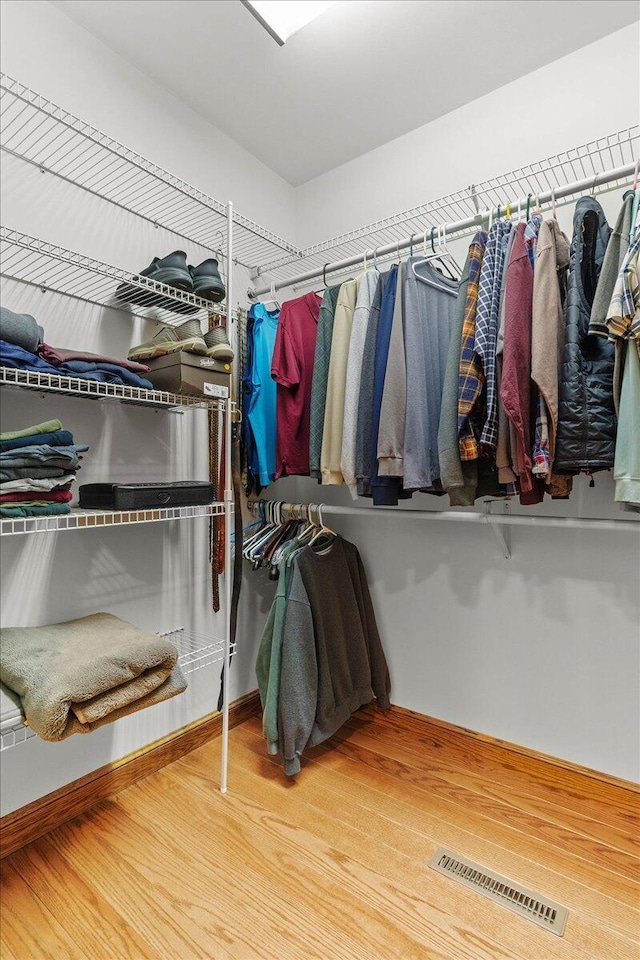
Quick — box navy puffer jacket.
[555,197,614,474]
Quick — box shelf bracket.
[484,501,512,560]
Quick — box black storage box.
[79,481,215,510]
[144,352,231,397]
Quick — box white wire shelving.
[0,226,225,326]
[251,126,640,294]
[0,627,235,751]
[0,366,228,410]
[0,72,297,271]
[0,502,223,537]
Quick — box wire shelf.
[0,226,228,325]
[0,366,228,410]
[0,627,234,751]
[0,502,224,537]
[255,126,640,288]
[0,72,297,270]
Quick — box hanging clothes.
[438,244,476,506]
[501,218,544,505]
[370,264,403,506]
[404,258,458,491]
[495,224,520,493]
[530,219,570,488]
[246,302,280,487]
[355,271,389,497]
[475,219,512,455]
[341,268,379,495]
[320,278,360,484]
[607,231,640,508]
[377,262,407,479]
[309,284,341,479]
[271,291,322,477]
[279,535,391,777]
[555,197,614,475]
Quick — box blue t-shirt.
[247,303,280,486]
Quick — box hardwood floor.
[1,706,639,959]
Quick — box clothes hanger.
[261,282,280,312]
[411,226,458,289]
[308,504,337,549]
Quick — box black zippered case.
[78,481,215,510]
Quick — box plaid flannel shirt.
[474,220,512,455]
[607,231,640,353]
[458,231,488,460]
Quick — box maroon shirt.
[501,224,543,503]
[271,292,321,477]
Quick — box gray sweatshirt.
[403,258,457,490]
[278,537,390,777]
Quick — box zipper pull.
[585,469,595,488]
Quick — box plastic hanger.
[308,504,337,549]
[262,281,280,312]
[411,226,458,290]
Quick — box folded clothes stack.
[0,418,88,517]
[0,306,154,389]
[0,612,187,741]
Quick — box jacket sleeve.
[278,563,318,776]
[355,551,391,709]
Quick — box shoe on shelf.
[203,325,234,361]
[174,318,207,354]
[117,251,195,311]
[128,325,181,361]
[189,258,226,303]
[128,319,207,362]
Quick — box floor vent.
[428,848,568,937]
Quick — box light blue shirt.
[247,303,280,485]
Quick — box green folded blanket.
[0,419,63,442]
[0,613,187,741]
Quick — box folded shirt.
[0,419,63,442]
[0,503,71,518]
[0,307,44,354]
[60,360,153,390]
[0,466,74,482]
[0,430,74,453]
[0,490,73,503]
[39,343,151,374]
[0,474,75,493]
[0,341,153,389]
[0,445,86,472]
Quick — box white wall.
[296,23,640,246]
[0,0,296,815]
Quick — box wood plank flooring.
[1,706,639,959]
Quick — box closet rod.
[251,160,637,297]
[248,501,640,534]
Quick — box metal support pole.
[250,161,636,297]
[220,200,234,794]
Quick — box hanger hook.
[409,233,415,257]
[633,158,639,191]
[591,172,599,195]
[430,226,437,254]
[373,247,378,269]
[525,194,532,220]
[363,250,368,272]
[551,186,557,219]
[323,263,329,287]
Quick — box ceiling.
[52,0,639,186]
